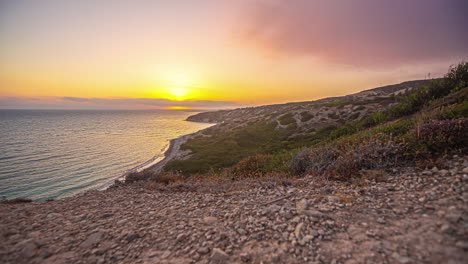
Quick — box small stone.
[80,231,105,248]
[296,199,309,211]
[295,222,304,239]
[39,249,51,259]
[455,241,468,249]
[203,216,217,225]
[377,218,386,224]
[263,205,281,215]
[116,219,128,225]
[125,233,140,243]
[101,213,113,218]
[439,169,449,176]
[161,250,171,259]
[240,252,251,262]
[210,248,229,264]
[197,247,210,255]
[440,224,453,234]
[391,252,411,264]
[327,196,342,203]
[303,210,324,218]
[19,240,37,259]
[431,167,438,173]
[47,213,62,219]
[463,167,468,174]
[418,197,426,202]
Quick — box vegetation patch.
[300,111,314,122]
[160,62,468,181]
[278,113,296,126]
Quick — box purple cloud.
[238,0,468,67]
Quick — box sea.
[0,110,212,201]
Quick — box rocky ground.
[1,156,467,264]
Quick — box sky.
[0,0,467,110]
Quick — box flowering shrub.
[416,118,468,153]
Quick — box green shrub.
[300,111,314,122]
[444,62,468,92]
[328,112,340,119]
[371,112,386,124]
[321,100,348,108]
[278,113,296,125]
[373,119,414,136]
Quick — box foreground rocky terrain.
[1,155,467,264]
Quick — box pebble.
[296,199,309,211]
[197,247,210,255]
[125,233,140,243]
[210,248,229,263]
[80,231,105,248]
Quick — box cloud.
[0,96,241,110]
[237,0,468,67]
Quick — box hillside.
[160,70,465,175]
[187,80,430,124]
[1,63,467,264]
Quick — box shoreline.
[96,134,187,191]
[97,122,214,191]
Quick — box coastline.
[97,122,214,190]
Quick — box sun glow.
[169,87,189,100]
[166,106,193,110]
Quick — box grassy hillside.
[132,62,467,183]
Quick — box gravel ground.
[1,156,467,264]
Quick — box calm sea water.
[0,110,211,200]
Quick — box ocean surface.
[0,110,212,200]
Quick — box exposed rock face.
[1,155,467,263]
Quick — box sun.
[168,87,189,100]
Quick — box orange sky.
[0,0,466,109]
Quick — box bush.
[278,113,296,126]
[300,111,314,122]
[290,136,403,180]
[445,61,468,92]
[290,145,339,175]
[125,170,155,183]
[330,137,403,180]
[416,118,468,154]
[328,112,340,119]
[233,154,273,178]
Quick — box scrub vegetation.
[140,62,468,182]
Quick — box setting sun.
[169,87,189,100]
